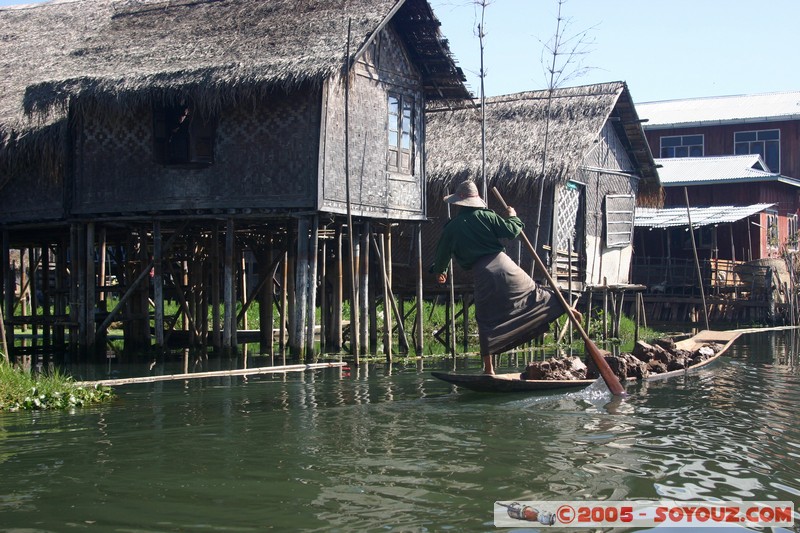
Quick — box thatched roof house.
[423,82,661,289]
[0,0,468,193]
[426,81,660,204]
[0,0,470,356]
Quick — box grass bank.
[0,363,114,411]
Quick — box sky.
[1,0,798,104]
[430,0,800,103]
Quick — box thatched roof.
[0,0,468,181]
[425,81,662,206]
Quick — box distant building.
[631,92,800,323]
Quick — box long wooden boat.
[431,329,744,393]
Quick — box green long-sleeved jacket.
[429,207,524,274]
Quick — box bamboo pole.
[212,224,221,349]
[343,19,359,361]
[684,187,710,330]
[280,250,288,365]
[415,223,424,356]
[223,218,235,350]
[359,223,370,354]
[305,217,319,360]
[333,225,343,351]
[1,230,12,358]
[75,361,347,387]
[380,233,392,362]
[42,243,51,348]
[0,302,8,363]
[153,221,164,347]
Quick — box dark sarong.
[473,252,565,355]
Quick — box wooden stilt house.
[0,0,468,361]
[422,82,661,303]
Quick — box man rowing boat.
[429,180,580,374]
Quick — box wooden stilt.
[98,228,107,310]
[55,237,67,348]
[153,221,164,347]
[280,250,288,365]
[319,236,327,354]
[212,224,221,349]
[70,225,80,351]
[350,224,360,360]
[86,223,98,354]
[415,223,424,356]
[240,244,248,334]
[380,233,392,362]
[286,224,298,358]
[293,217,309,358]
[29,247,38,346]
[305,217,319,360]
[76,225,88,350]
[260,238,274,359]
[223,218,235,350]
[333,225,343,351]
[1,230,10,360]
[42,243,51,349]
[359,222,369,355]
[18,248,27,333]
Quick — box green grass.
[0,362,114,411]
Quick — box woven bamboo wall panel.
[74,90,320,215]
[320,25,424,220]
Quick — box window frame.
[153,100,216,168]
[604,194,636,249]
[734,129,780,173]
[659,134,704,158]
[787,214,798,250]
[387,92,415,175]
[766,210,780,249]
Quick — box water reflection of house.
[633,155,800,324]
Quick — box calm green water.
[1,332,800,532]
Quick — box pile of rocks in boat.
[520,337,724,381]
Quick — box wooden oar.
[491,187,626,396]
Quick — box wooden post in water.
[19,248,27,333]
[380,233,392,362]
[212,224,221,349]
[223,218,235,351]
[29,247,38,347]
[359,222,370,355]
[332,224,343,352]
[319,236,327,354]
[98,228,107,310]
[85,222,97,353]
[153,221,164,348]
[41,243,51,349]
[305,217,319,360]
[55,236,67,348]
[70,224,80,352]
[1,231,12,358]
[415,223,424,356]
[260,238,274,359]
[280,250,288,365]
[240,245,248,334]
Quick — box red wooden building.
[632,92,800,324]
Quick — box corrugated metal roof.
[635,203,775,229]
[637,91,800,128]
[653,155,800,186]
